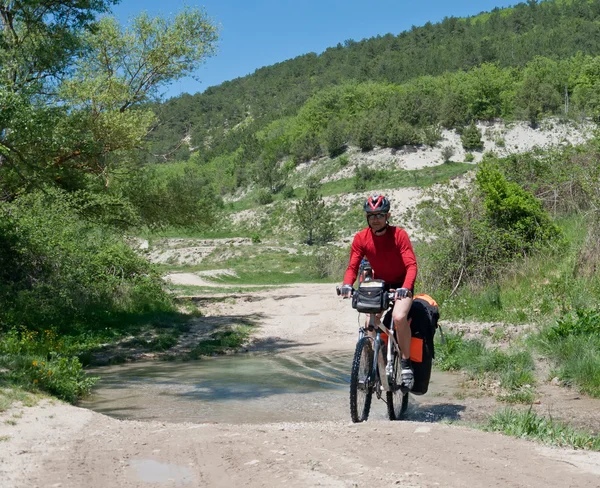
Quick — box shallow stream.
[81,352,463,424]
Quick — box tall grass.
[436,332,535,402]
[483,407,600,451]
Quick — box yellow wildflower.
[32,360,38,366]
[33,379,38,384]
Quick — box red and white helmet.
[363,195,391,214]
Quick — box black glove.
[340,284,353,298]
[395,288,413,299]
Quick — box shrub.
[307,246,348,279]
[280,185,295,199]
[354,164,377,190]
[352,116,375,152]
[387,121,419,149]
[324,119,347,157]
[464,152,475,162]
[255,188,274,205]
[337,154,350,167]
[441,145,455,163]
[0,188,172,335]
[461,123,484,151]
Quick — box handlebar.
[335,286,396,301]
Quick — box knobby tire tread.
[387,353,409,420]
[350,337,373,423]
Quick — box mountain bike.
[337,285,409,423]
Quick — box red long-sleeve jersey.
[343,225,418,290]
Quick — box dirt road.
[2,284,600,487]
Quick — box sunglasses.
[366,213,387,220]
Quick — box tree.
[295,177,332,245]
[0,6,219,197]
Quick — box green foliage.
[460,123,484,151]
[464,152,475,162]
[118,164,220,230]
[484,408,600,451]
[353,164,377,190]
[294,177,332,245]
[324,118,348,157]
[280,185,296,199]
[255,188,274,205]
[441,145,455,163]
[436,331,535,400]
[386,121,419,149]
[352,116,376,152]
[0,188,172,335]
[477,163,563,244]
[0,329,97,403]
[307,246,349,280]
[546,309,600,340]
[188,325,254,358]
[535,308,600,398]
[417,161,563,291]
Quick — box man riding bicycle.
[340,195,418,389]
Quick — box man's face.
[366,212,389,232]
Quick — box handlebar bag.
[352,279,389,313]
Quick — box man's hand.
[395,288,413,299]
[340,284,353,298]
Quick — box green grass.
[483,407,600,451]
[533,319,600,398]
[158,247,334,285]
[428,216,599,324]
[435,332,536,402]
[319,162,472,197]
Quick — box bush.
[417,162,563,291]
[0,188,172,335]
[464,152,475,162]
[354,164,377,190]
[280,185,295,199]
[255,188,274,205]
[460,123,484,151]
[353,117,375,152]
[387,121,419,149]
[441,145,455,163]
[307,246,348,279]
[324,119,347,157]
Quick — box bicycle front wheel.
[387,354,409,420]
[350,336,374,423]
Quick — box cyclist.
[340,194,418,389]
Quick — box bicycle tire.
[350,336,374,423]
[387,353,409,420]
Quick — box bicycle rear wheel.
[387,353,409,420]
[350,336,374,423]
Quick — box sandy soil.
[2,284,600,488]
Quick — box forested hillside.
[149,0,600,163]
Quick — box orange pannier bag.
[408,294,439,395]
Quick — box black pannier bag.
[407,294,439,395]
[352,279,389,314]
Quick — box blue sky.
[111,1,518,99]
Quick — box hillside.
[148,0,600,163]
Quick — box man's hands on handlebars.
[395,287,413,299]
[340,284,353,298]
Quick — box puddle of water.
[81,352,464,424]
[129,459,195,485]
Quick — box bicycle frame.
[359,309,402,396]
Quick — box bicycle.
[337,284,410,423]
